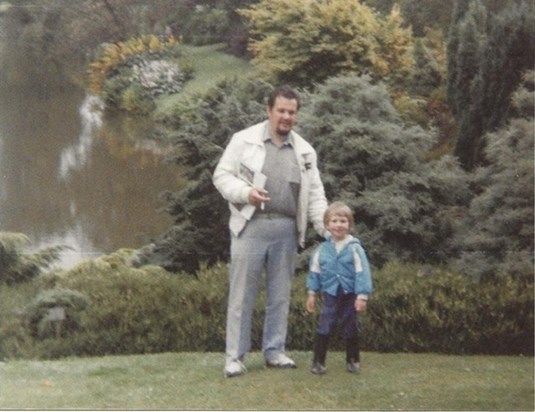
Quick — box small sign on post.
[47,306,66,340]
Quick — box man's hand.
[248,187,270,207]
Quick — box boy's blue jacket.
[307,235,373,298]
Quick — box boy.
[306,201,373,375]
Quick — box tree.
[364,0,455,36]
[140,75,471,272]
[408,38,443,97]
[167,0,258,56]
[297,76,470,266]
[446,0,487,119]
[135,78,272,273]
[239,0,413,88]
[0,0,187,87]
[152,74,464,269]
[447,0,535,170]
[452,72,534,279]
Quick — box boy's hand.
[306,294,316,314]
[355,298,367,313]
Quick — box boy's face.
[326,214,350,242]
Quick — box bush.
[0,282,40,360]
[25,288,89,340]
[362,262,534,355]
[31,250,229,357]
[0,232,66,285]
[2,252,532,359]
[89,35,192,114]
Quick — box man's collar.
[263,124,294,146]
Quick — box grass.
[0,351,533,410]
[154,43,254,116]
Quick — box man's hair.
[323,201,354,228]
[267,85,301,110]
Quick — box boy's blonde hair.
[323,201,354,228]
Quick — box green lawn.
[1,351,532,410]
[154,43,255,117]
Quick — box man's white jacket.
[213,121,327,247]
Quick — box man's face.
[267,96,298,139]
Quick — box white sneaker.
[224,360,247,378]
[265,353,297,369]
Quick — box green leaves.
[0,232,66,285]
[240,0,413,87]
[299,76,469,265]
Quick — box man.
[213,85,328,378]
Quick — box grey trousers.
[225,215,297,363]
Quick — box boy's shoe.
[310,362,327,375]
[346,361,361,374]
[265,353,297,369]
[224,360,247,378]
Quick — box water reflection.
[0,86,182,269]
[59,94,104,180]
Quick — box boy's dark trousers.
[312,334,360,366]
[313,291,360,367]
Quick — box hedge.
[1,251,532,359]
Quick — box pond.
[0,85,182,269]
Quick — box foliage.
[451,73,534,279]
[24,288,89,340]
[408,38,443,97]
[0,1,182,87]
[239,0,414,88]
[160,0,258,56]
[136,78,271,273]
[144,75,471,271]
[365,0,517,36]
[447,0,535,170]
[363,0,454,36]
[19,250,230,357]
[130,59,187,97]
[88,34,180,94]
[90,35,194,114]
[365,261,534,354]
[1,255,532,359]
[0,232,65,285]
[296,76,470,266]
[0,281,41,360]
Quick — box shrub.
[89,34,192,114]
[25,288,89,339]
[88,34,180,94]
[130,59,187,97]
[3,252,532,359]
[362,262,534,355]
[0,282,40,360]
[0,232,66,285]
[298,76,471,266]
[32,250,229,357]
[451,74,534,279]
[137,78,271,273]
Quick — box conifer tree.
[447,0,535,170]
[141,76,470,272]
[409,38,443,96]
[298,76,469,265]
[135,79,271,273]
[452,72,534,278]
